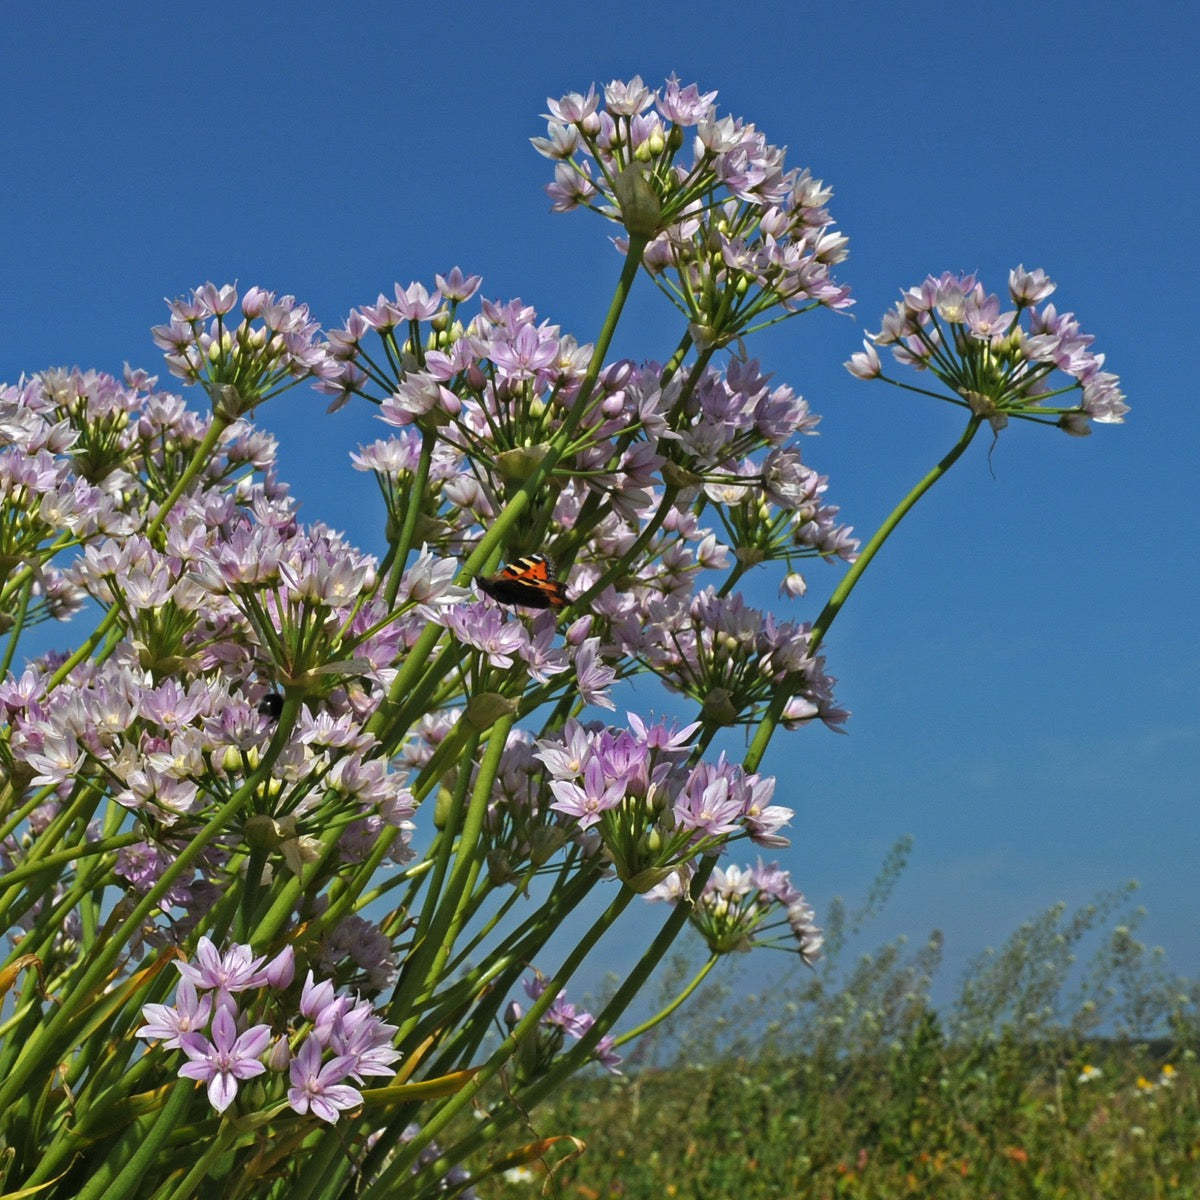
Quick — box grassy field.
[487,1029,1197,1198]
[473,851,1200,1198]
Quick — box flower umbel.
[846,268,1128,435]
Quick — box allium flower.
[177,1005,270,1114]
[135,979,213,1050]
[441,601,529,670]
[648,859,820,962]
[175,936,270,1001]
[535,76,850,343]
[548,756,626,830]
[849,269,1127,435]
[151,283,334,417]
[287,1037,363,1123]
[395,546,472,616]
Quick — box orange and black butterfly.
[476,554,569,611]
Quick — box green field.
[477,857,1200,1198]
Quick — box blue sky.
[4,6,1197,1010]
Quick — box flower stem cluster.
[648,858,823,963]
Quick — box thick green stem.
[383,428,435,607]
[0,574,34,677]
[70,1077,196,1200]
[808,415,984,654]
[391,715,512,1040]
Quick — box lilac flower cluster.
[648,859,824,964]
[533,76,851,345]
[533,715,792,890]
[0,366,279,633]
[151,283,336,418]
[618,587,846,731]
[3,649,416,951]
[319,270,857,725]
[0,78,1131,1200]
[136,937,399,1121]
[506,973,622,1078]
[846,268,1128,434]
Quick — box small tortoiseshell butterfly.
[476,553,569,611]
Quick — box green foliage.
[476,857,1200,1198]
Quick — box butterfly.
[476,553,569,611]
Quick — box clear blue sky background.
[4,6,1196,1009]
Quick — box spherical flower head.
[538,77,850,337]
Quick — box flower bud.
[465,692,519,730]
[565,615,593,646]
[612,164,662,237]
[624,864,679,893]
[244,814,281,851]
[781,572,807,599]
[264,945,295,990]
[433,785,455,830]
[266,1036,292,1072]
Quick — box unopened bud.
[612,164,663,237]
[465,692,519,730]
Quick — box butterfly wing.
[476,554,569,610]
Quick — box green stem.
[613,953,720,1047]
[0,573,34,677]
[391,715,511,1040]
[809,414,982,654]
[361,885,636,1200]
[0,831,139,898]
[383,428,435,607]
[70,1077,196,1200]
[743,414,983,775]
[156,1117,238,1200]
